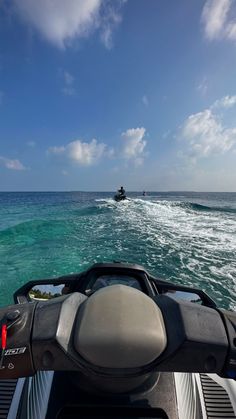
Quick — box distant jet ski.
[114,186,126,201]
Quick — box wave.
[129,198,236,215]
[180,202,236,214]
[93,197,236,216]
[0,204,113,242]
[0,218,72,244]
[73,205,112,217]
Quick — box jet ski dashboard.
[0,261,236,392]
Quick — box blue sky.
[1,0,236,191]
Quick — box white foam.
[107,198,236,302]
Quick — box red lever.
[1,324,7,350]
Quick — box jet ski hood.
[74,285,167,369]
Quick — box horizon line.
[0,190,235,194]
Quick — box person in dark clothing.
[118,186,125,196]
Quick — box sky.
[1,0,236,191]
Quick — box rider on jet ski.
[114,186,126,201]
[118,186,125,197]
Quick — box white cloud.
[67,139,106,165]
[62,87,76,96]
[162,130,171,139]
[121,127,147,165]
[142,95,149,107]
[0,156,26,170]
[99,1,124,49]
[48,126,148,167]
[201,0,231,40]
[61,70,76,96]
[197,77,208,96]
[226,20,236,40]
[10,0,126,49]
[201,0,236,42]
[64,71,74,85]
[48,138,107,166]
[181,100,236,158]
[212,95,236,109]
[100,26,113,49]
[48,146,65,154]
[12,0,101,48]
[27,140,36,147]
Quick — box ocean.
[0,191,235,310]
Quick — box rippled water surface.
[0,191,235,309]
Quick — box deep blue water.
[0,191,235,309]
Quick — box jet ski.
[0,261,236,419]
[114,193,127,201]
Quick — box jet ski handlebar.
[0,285,236,381]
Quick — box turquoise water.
[0,191,236,309]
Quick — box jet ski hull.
[114,194,127,201]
